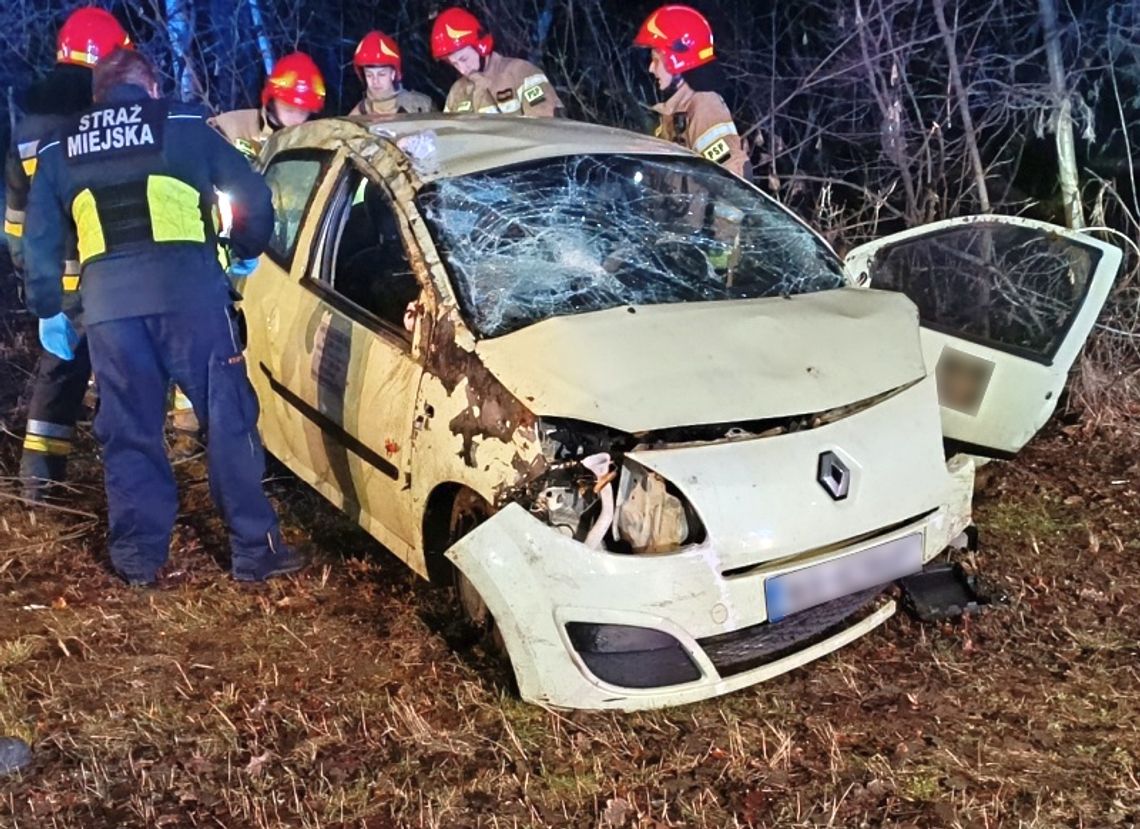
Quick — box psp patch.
[455,100,473,113]
[523,84,546,105]
[64,99,166,164]
[702,138,732,163]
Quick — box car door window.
[262,151,333,268]
[865,223,1100,363]
[316,167,420,340]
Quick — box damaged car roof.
[343,113,693,180]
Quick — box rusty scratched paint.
[425,313,535,470]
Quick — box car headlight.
[516,418,706,554]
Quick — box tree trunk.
[932,0,990,213]
[164,0,198,102]
[246,0,276,77]
[529,0,557,66]
[1038,0,1085,228]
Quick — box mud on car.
[239,114,1120,710]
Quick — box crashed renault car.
[240,113,1120,710]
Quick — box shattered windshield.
[416,155,846,337]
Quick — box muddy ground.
[1,260,1139,829]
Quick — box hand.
[227,256,260,278]
[39,312,79,361]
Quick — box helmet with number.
[634,5,716,74]
[262,52,326,113]
[57,7,132,67]
[354,31,403,80]
[431,7,494,60]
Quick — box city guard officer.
[23,48,303,585]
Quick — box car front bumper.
[445,463,972,711]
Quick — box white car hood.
[474,288,926,433]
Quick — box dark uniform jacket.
[4,63,92,278]
[24,83,274,325]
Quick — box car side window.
[869,224,1099,362]
[318,167,420,339]
[262,151,332,268]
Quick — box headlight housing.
[514,418,706,554]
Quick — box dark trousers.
[86,305,285,582]
[19,307,90,490]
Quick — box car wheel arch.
[421,482,493,582]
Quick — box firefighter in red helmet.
[350,31,435,116]
[431,7,563,117]
[634,5,749,178]
[209,52,326,160]
[4,6,131,500]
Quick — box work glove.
[39,312,79,361]
[227,256,260,278]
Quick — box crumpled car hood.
[474,288,926,433]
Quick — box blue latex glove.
[227,256,260,278]
[39,312,79,361]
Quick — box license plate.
[765,533,923,622]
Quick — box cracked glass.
[416,155,846,338]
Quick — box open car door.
[844,216,1122,457]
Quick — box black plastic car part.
[898,562,999,622]
[565,622,701,688]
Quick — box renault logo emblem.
[818,451,851,501]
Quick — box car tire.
[447,489,508,659]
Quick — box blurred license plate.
[765,533,923,622]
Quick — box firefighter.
[634,5,749,178]
[209,52,326,161]
[431,7,563,117]
[350,31,434,116]
[4,7,132,501]
[23,48,303,585]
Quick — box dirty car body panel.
[243,114,1120,710]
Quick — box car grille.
[697,586,885,678]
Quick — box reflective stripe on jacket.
[653,84,747,178]
[24,83,273,325]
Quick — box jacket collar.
[102,83,153,104]
[652,81,693,116]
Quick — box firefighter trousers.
[19,303,90,497]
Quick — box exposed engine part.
[581,453,615,549]
[513,419,706,554]
[537,418,633,461]
[614,460,689,554]
[537,485,593,537]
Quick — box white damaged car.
[241,115,1119,710]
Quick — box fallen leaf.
[245,751,273,777]
[602,796,634,827]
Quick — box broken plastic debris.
[396,130,439,177]
[581,452,615,549]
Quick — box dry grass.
[2,275,1140,827]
